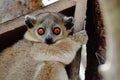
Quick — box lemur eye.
[37,28,45,35]
[53,27,61,35]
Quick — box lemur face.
[25,12,74,44]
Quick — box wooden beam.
[74,0,87,32]
[0,0,76,35]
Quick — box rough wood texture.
[0,0,76,35]
[74,0,87,32]
[0,0,42,23]
[99,0,120,80]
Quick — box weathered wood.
[74,0,87,32]
[0,0,76,35]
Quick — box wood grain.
[0,0,76,35]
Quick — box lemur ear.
[25,15,36,28]
[63,16,74,30]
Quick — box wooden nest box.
[0,0,86,80]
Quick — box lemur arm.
[33,30,88,65]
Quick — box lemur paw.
[72,30,88,44]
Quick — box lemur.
[0,12,88,80]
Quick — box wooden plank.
[74,0,87,32]
[0,0,76,35]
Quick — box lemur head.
[24,12,74,44]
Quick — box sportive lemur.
[0,12,88,80]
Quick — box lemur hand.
[71,30,88,44]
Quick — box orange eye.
[37,28,45,35]
[53,27,61,35]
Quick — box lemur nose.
[45,37,53,44]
